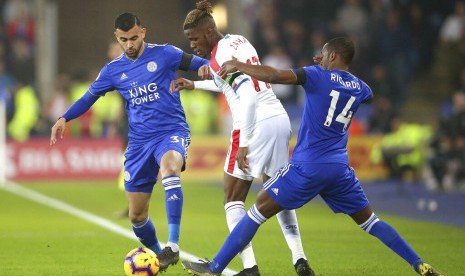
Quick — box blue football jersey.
[291,65,372,164]
[88,43,198,145]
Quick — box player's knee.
[224,188,248,203]
[255,191,281,218]
[160,166,180,176]
[129,210,148,223]
[160,160,182,176]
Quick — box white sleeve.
[193,80,222,92]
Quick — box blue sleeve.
[164,44,208,71]
[189,54,209,71]
[164,44,185,71]
[361,82,374,103]
[298,66,318,93]
[62,92,99,121]
[88,64,115,96]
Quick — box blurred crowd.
[1,0,465,191]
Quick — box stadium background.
[5,0,464,183]
[1,1,465,275]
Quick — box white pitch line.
[0,180,237,275]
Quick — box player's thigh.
[263,163,321,210]
[124,144,158,192]
[320,164,369,215]
[159,150,184,176]
[247,114,292,178]
[223,172,253,203]
[223,129,254,181]
[156,131,191,175]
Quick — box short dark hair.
[326,37,355,65]
[114,12,141,31]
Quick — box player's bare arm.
[169,78,194,92]
[236,147,249,173]
[219,58,298,84]
[50,117,66,145]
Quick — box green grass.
[0,180,461,275]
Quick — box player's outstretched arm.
[49,92,99,145]
[50,117,66,145]
[170,78,195,92]
[219,58,297,85]
[170,78,222,93]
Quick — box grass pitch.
[0,180,461,275]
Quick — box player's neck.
[212,31,224,45]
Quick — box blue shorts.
[264,162,369,215]
[123,131,190,193]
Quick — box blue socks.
[163,175,183,245]
[361,213,423,269]
[132,217,162,254]
[131,176,183,254]
[210,205,266,273]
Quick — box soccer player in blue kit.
[50,13,209,271]
[182,37,443,276]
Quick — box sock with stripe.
[225,201,257,269]
[361,213,423,269]
[163,175,183,251]
[132,217,162,254]
[277,209,307,264]
[210,204,266,273]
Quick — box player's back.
[210,34,287,128]
[291,65,372,164]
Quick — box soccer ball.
[124,247,160,276]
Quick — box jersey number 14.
[324,90,355,131]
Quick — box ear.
[206,27,214,37]
[330,51,337,62]
[140,27,147,38]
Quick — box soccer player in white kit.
[170,1,313,276]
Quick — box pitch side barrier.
[3,135,387,182]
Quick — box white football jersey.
[208,34,287,146]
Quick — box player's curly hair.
[183,0,215,30]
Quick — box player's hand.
[50,117,66,145]
[236,146,249,173]
[198,65,211,80]
[170,78,194,92]
[219,57,239,79]
[313,54,323,65]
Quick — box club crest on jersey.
[124,171,131,181]
[147,61,157,72]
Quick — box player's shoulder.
[215,34,252,59]
[107,53,125,65]
[146,43,168,51]
[219,34,250,47]
[301,65,322,76]
[145,43,183,58]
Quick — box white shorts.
[224,114,291,181]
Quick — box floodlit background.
[0,0,464,275]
